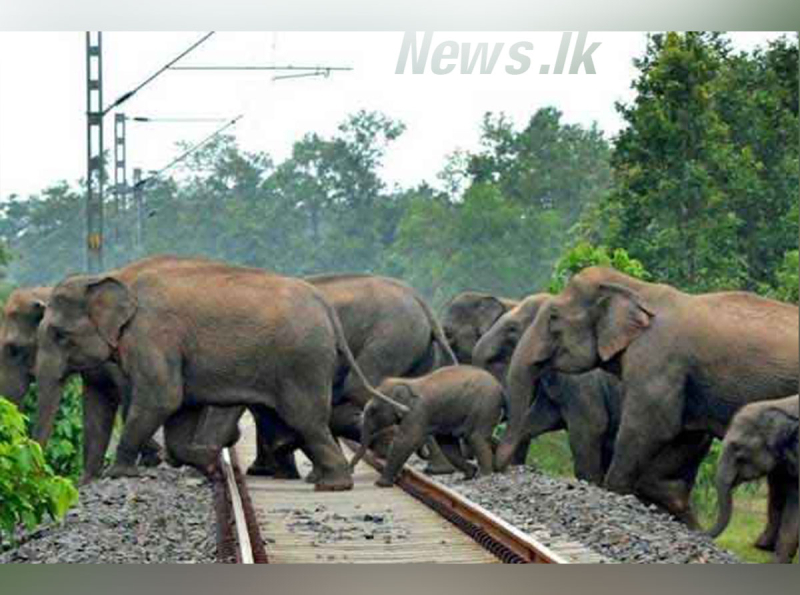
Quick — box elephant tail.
[315,293,410,415]
[412,292,458,367]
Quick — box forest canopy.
[1,33,797,308]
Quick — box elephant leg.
[277,381,353,492]
[138,438,164,468]
[635,475,698,529]
[524,395,567,444]
[329,402,363,442]
[423,437,457,475]
[567,426,606,485]
[511,437,532,466]
[80,380,120,483]
[773,485,798,564]
[108,353,183,478]
[465,433,494,477]
[378,428,426,488]
[756,472,787,551]
[438,436,478,480]
[604,378,684,495]
[248,406,301,479]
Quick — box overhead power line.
[134,114,243,189]
[170,65,352,72]
[103,32,215,115]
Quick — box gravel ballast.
[414,462,740,564]
[1,466,217,564]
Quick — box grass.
[524,432,794,564]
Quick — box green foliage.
[766,250,799,304]
[548,242,649,293]
[0,397,78,546]
[586,33,798,294]
[21,380,84,481]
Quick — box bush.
[548,242,650,293]
[768,249,799,304]
[21,379,84,481]
[0,397,78,546]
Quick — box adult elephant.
[441,291,530,465]
[441,292,519,364]
[709,396,798,563]
[0,279,175,479]
[0,287,51,402]
[33,257,406,491]
[247,273,459,478]
[496,266,799,500]
[473,293,712,526]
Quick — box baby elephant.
[709,395,798,564]
[349,366,504,487]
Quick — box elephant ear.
[595,283,654,362]
[391,384,420,419]
[476,296,510,335]
[86,277,137,348]
[764,408,799,470]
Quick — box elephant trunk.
[349,425,395,470]
[33,375,65,446]
[708,451,737,539]
[495,359,542,471]
[32,349,68,447]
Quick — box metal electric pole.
[112,112,128,262]
[133,167,143,255]
[85,32,104,273]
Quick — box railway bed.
[215,416,606,564]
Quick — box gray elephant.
[473,292,712,527]
[709,396,798,563]
[441,291,530,465]
[0,287,50,402]
[247,273,459,479]
[0,285,163,479]
[33,256,406,491]
[349,366,504,486]
[441,292,519,364]
[496,266,799,502]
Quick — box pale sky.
[0,31,787,200]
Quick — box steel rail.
[340,440,568,564]
[219,447,253,564]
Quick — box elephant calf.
[349,366,504,487]
[710,395,798,564]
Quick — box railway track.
[215,416,606,564]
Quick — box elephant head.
[709,399,799,539]
[0,288,49,405]
[473,293,550,382]
[34,275,137,445]
[441,292,517,364]
[495,267,655,470]
[349,381,417,469]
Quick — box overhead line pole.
[84,31,215,273]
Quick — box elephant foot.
[105,463,140,479]
[424,463,457,476]
[755,533,778,552]
[375,477,395,488]
[462,466,479,481]
[78,472,100,486]
[139,450,163,468]
[314,476,354,492]
[305,468,322,484]
[274,467,301,480]
[247,462,276,477]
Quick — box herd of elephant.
[0,255,797,563]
